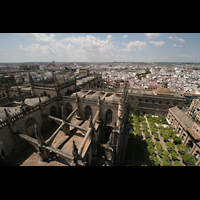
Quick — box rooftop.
[153,87,173,95]
[169,106,194,129]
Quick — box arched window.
[186,140,193,151]
[25,117,37,136]
[106,109,113,124]
[50,105,57,117]
[65,102,73,117]
[85,105,92,120]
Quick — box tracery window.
[106,109,113,124]
[25,117,37,136]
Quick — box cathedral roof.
[153,87,173,95]
[104,93,121,102]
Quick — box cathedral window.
[85,105,92,120]
[25,117,37,136]
[106,109,113,124]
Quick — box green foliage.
[142,121,147,126]
[142,125,148,131]
[159,128,165,135]
[133,120,139,126]
[129,111,133,119]
[158,150,163,158]
[125,130,145,166]
[144,130,150,138]
[129,129,134,135]
[147,146,155,155]
[156,141,163,152]
[150,127,157,134]
[139,116,145,122]
[158,125,164,130]
[170,151,179,160]
[161,158,172,166]
[149,156,159,166]
[134,124,140,129]
[146,114,152,118]
[153,133,159,140]
[162,133,170,141]
[140,163,148,166]
[167,130,176,138]
[154,116,167,124]
[146,138,154,147]
[160,151,172,166]
[172,135,182,144]
[173,161,183,166]
[134,128,141,135]
[181,153,196,166]
[162,150,171,160]
[133,107,140,117]
[177,144,188,155]
[165,142,175,152]
[145,68,151,74]
[133,115,139,119]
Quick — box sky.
[0,33,200,63]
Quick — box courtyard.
[125,112,196,166]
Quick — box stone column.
[35,124,50,161]
[97,94,101,122]
[179,127,184,138]
[183,134,189,145]
[75,92,81,119]
[191,142,197,155]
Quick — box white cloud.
[149,41,165,47]
[19,33,75,56]
[145,33,160,39]
[20,33,55,43]
[19,44,53,53]
[172,44,177,47]
[168,35,174,40]
[175,36,185,44]
[168,35,185,44]
[122,41,147,51]
[123,34,128,38]
[61,34,115,55]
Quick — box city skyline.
[0,33,200,63]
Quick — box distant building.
[19,64,39,70]
[184,93,200,105]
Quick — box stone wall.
[128,93,185,116]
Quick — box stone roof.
[153,87,173,95]
[169,106,194,129]
[104,93,121,102]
